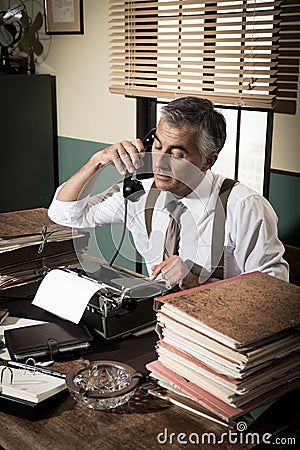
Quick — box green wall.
[58,136,138,272]
[58,136,107,181]
[269,171,300,247]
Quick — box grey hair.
[160,97,226,159]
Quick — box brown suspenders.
[210,178,238,279]
[145,181,160,238]
[144,178,238,280]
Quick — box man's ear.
[202,152,218,171]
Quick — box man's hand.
[91,138,145,176]
[150,255,200,290]
[57,138,145,202]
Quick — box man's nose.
[154,151,171,169]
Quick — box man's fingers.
[114,141,144,174]
[151,257,184,286]
[130,138,145,167]
[152,256,200,290]
[117,146,136,174]
[150,260,172,280]
[109,147,126,175]
[105,138,146,176]
[150,262,164,279]
[121,140,144,171]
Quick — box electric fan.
[18,7,43,73]
[0,4,24,73]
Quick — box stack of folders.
[146,271,300,427]
[0,208,89,295]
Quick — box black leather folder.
[4,321,93,362]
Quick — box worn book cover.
[0,208,64,238]
[154,271,300,349]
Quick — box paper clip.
[24,358,37,375]
[38,226,55,254]
[0,366,13,385]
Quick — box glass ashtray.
[66,360,142,410]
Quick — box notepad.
[0,366,66,403]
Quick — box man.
[48,97,289,289]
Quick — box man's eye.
[171,151,184,159]
[154,145,162,151]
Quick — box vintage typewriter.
[67,261,170,340]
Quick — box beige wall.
[40,0,299,172]
[40,0,136,143]
[272,80,300,173]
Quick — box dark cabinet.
[0,74,58,212]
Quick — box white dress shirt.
[48,170,289,282]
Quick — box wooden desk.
[1,302,299,450]
[0,362,299,450]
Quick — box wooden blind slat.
[110,19,281,31]
[109,1,282,16]
[109,84,276,107]
[112,66,278,75]
[110,11,280,23]
[110,36,281,45]
[110,32,278,39]
[111,51,279,59]
[109,0,281,8]
[111,59,279,67]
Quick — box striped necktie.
[163,200,186,260]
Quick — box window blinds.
[109,0,299,111]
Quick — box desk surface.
[0,362,299,450]
[1,300,300,450]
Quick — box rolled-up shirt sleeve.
[48,183,125,229]
[232,194,289,281]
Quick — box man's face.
[152,119,215,197]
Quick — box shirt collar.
[181,170,217,219]
[183,170,215,202]
[157,170,217,213]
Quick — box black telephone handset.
[110,128,156,266]
[123,128,156,202]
